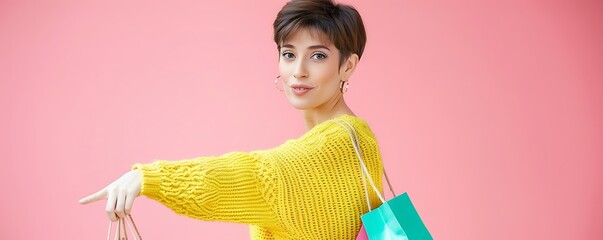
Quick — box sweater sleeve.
[132,150,280,228]
[131,116,383,238]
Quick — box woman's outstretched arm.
[79,150,280,228]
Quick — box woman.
[80,0,384,239]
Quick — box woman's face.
[278,28,346,111]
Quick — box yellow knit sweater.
[132,115,383,239]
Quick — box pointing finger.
[79,189,107,204]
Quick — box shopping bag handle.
[334,120,396,211]
[107,214,143,240]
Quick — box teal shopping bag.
[333,120,432,240]
[361,192,432,240]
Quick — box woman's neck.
[302,97,354,130]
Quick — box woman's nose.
[293,60,308,79]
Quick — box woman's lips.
[290,84,313,96]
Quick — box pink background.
[1,0,601,239]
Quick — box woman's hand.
[79,170,142,221]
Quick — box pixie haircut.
[273,0,367,68]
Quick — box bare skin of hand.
[79,170,142,221]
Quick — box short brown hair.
[273,0,367,67]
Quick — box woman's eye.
[282,52,295,59]
[311,53,327,60]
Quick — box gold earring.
[275,76,283,92]
[339,80,349,94]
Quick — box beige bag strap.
[107,214,142,240]
[334,119,397,211]
[383,167,396,197]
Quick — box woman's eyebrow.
[282,44,331,51]
[308,45,331,51]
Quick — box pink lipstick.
[291,84,313,96]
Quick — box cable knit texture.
[132,115,384,239]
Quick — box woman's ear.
[341,53,360,81]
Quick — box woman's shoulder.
[321,114,373,133]
[263,114,378,155]
[299,114,377,143]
